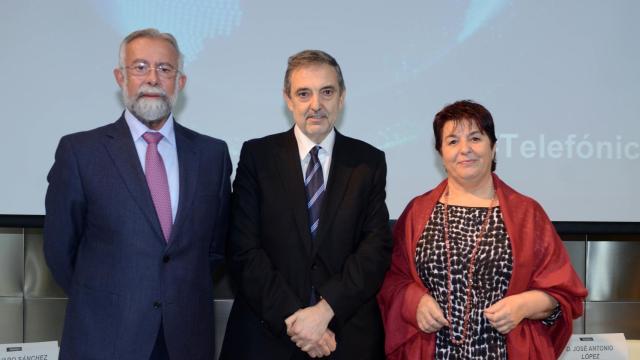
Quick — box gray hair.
[118,28,184,72]
[284,50,345,98]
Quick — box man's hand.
[416,293,449,333]
[305,329,336,358]
[285,299,335,354]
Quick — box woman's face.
[440,119,495,186]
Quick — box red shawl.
[377,174,587,359]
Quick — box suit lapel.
[275,129,313,255]
[104,116,165,242]
[313,131,353,254]
[168,122,199,248]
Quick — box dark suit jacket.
[220,129,392,360]
[43,115,231,360]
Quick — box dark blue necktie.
[305,146,325,240]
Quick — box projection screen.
[1,0,638,221]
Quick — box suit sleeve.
[317,151,393,327]
[227,142,303,335]
[43,136,87,294]
[209,143,232,270]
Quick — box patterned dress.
[415,203,562,359]
[416,203,511,359]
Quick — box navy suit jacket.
[220,129,392,359]
[44,115,231,360]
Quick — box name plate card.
[559,333,628,360]
[0,341,58,360]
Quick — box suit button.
[311,263,318,270]
[162,255,170,263]
[153,301,162,309]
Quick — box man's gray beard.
[122,84,178,125]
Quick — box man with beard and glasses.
[43,28,231,360]
[220,50,392,360]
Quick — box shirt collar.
[294,125,335,161]
[124,109,176,145]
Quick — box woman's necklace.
[442,185,497,346]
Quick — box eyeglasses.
[124,62,179,79]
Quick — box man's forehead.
[290,64,339,87]
[124,37,178,61]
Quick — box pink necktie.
[143,132,172,242]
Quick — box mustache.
[305,110,328,119]
[136,85,168,100]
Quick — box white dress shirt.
[294,125,335,185]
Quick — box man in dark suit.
[43,28,231,360]
[220,50,392,359]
